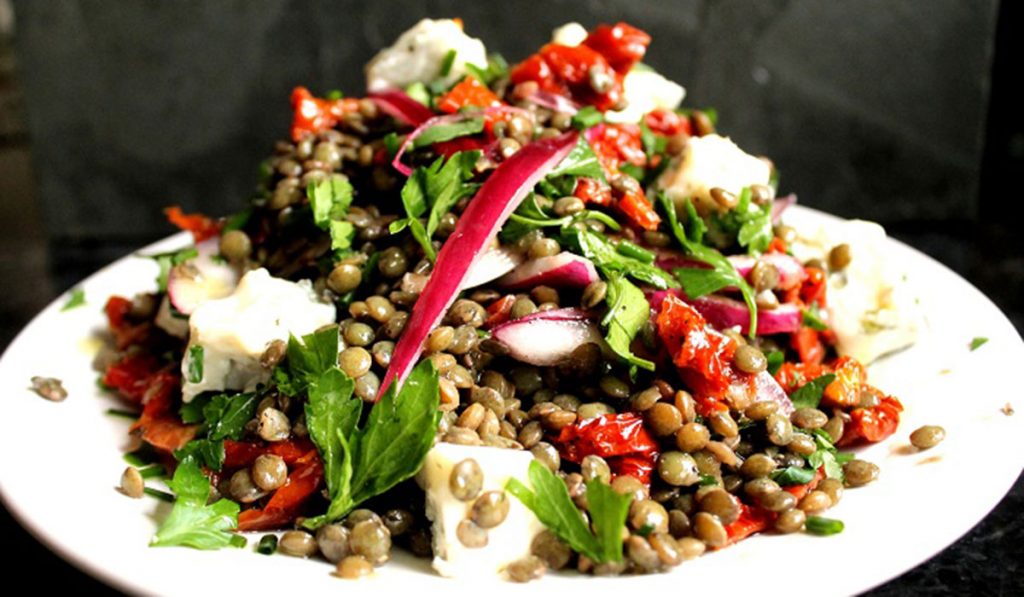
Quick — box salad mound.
[98,18,919,581]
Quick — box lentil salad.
[97,18,921,581]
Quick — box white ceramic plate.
[1,206,1022,596]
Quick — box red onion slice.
[491,310,604,366]
[367,89,435,127]
[497,252,599,290]
[526,91,581,115]
[377,132,579,398]
[771,193,797,224]
[462,246,524,289]
[727,253,807,291]
[647,289,801,335]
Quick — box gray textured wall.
[14,0,997,248]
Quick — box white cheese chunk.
[365,19,487,92]
[416,443,545,579]
[605,69,686,124]
[790,219,921,364]
[657,134,771,214]
[551,22,588,47]
[181,268,336,402]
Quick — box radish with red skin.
[166,241,239,315]
[497,252,599,290]
[490,308,605,366]
[377,132,579,398]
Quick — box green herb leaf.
[151,456,244,550]
[807,428,845,480]
[602,274,655,372]
[221,209,252,233]
[463,53,508,86]
[659,194,759,335]
[771,466,816,486]
[439,49,457,78]
[304,368,359,504]
[969,336,989,351]
[61,288,86,311]
[585,477,633,563]
[765,350,785,376]
[202,392,259,441]
[405,81,432,106]
[285,327,340,391]
[616,240,655,264]
[303,360,441,528]
[179,394,212,424]
[545,136,606,182]
[173,438,225,471]
[789,374,837,410]
[396,151,480,261]
[561,227,678,290]
[307,177,355,251]
[805,515,844,536]
[572,106,604,130]
[308,176,354,229]
[413,118,485,148]
[802,303,830,331]
[187,345,204,384]
[506,460,628,563]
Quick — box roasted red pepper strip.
[554,413,659,483]
[436,76,502,113]
[582,22,652,74]
[838,392,903,447]
[792,327,826,366]
[484,295,516,329]
[222,438,317,469]
[722,503,775,547]
[822,356,867,408]
[784,467,825,501]
[129,371,198,454]
[645,108,691,137]
[618,189,661,231]
[237,450,324,531]
[573,177,612,206]
[289,86,359,142]
[164,206,222,243]
[103,353,163,402]
[773,361,827,395]
[656,294,738,396]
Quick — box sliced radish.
[462,246,524,290]
[167,245,239,315]
[491,309,604,366]
[497,252,599,290]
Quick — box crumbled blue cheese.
[657,134,771,213]
[365,18,487,92]
[180,268,335,402]
[789,219,921,363]
[416,443,544,579]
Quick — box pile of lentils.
[106,77,952,581]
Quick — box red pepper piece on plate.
[129,371,198,454]
[822,356,867,408]
[436,76,502,113]
[838,392,903,447]
[237,450,324,531]
[582,22,651,74]
[222,438,317,469]
[289,86,359,142]
[164,206,222,243]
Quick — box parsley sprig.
[507,460,631,564]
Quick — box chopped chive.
[61,288,86,311]
[616,240,656,264]
[139,464,167,479]
[105,408,139,420]
[805,515,844,536]
[439,49,457,78]
[256,534,279,555]
[144,488,176,503]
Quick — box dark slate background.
[3,0,1022,594]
